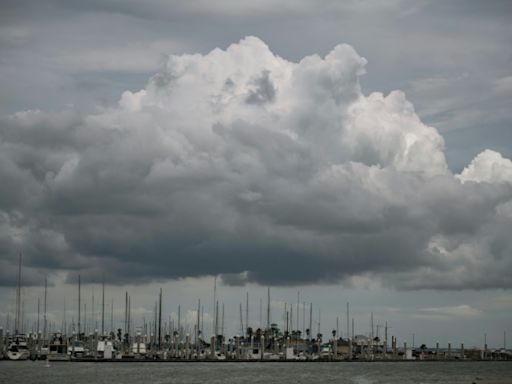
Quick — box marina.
[1,327,510,363]
[1,273,510,363]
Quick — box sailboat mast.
[124,291,128,335]
[221,302,224,337]
[309,303,312,340]
[158,288,162,348]
[15,252,22,333]
[78,274,81,339]
[101,277,105,336]
[215,301,218,336]
[245,292,249,337]
[110,298,114,334]
[297,291,300,332]
[196,298,200,344]
[91,288,94,332]
[212,276,217,337]
[128,295,131,337]
[346,302,350,340]
[259,298,262,329]
[178,304,181,338]
[37,297,40,336]
[266,287,270,330]
[239,303,243,336]
[43,278,47,343]
[64,297,67,335]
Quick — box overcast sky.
[1,0,511,347]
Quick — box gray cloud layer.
[1,37,512,290]
[2,1,511,175]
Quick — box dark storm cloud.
[1,37,512,290]
[0,0,511,292]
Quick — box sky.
[0,0,511,348]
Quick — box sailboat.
[47,332,69,361]
[6,334,30,360]
[7,252,30,360]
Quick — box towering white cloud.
[457,149,512,184]
[0,37,511,289]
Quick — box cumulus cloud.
[1,36,511,290]
[457,149,512,184]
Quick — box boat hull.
[7,350,30,360]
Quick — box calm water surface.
[1,361,511,384]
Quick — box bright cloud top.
[1,37,511,289]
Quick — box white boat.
[6,334,30,360]
[68,340,87,359]
[131,331,147,358]
[98,339,117,359]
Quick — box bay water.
[1,361,511,383]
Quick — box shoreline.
[2,358,512,363]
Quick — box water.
[1,361,511,384]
